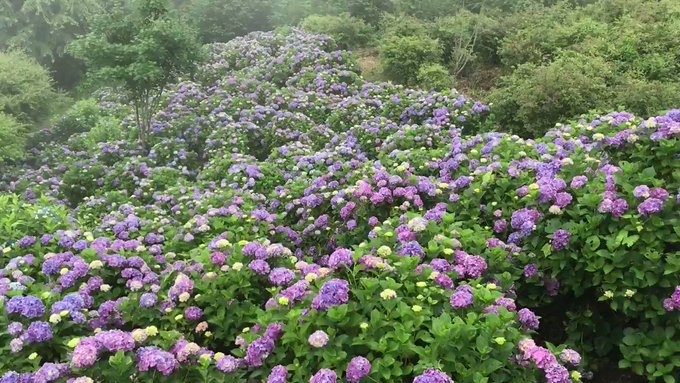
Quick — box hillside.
[0,29,678,383]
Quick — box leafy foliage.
[380,34,442,86]
[183,0,273,43]
[0,50,59,126]
[0,113,26,164]
[69,0,202,146]
[301,13,374,49]
[489,53,613,137]
[417,63,453,91]
[0,0,102,89]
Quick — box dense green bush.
[380,14,430,38]
[51,99,102,141]
[301,13,374,49]
[489,53,613,137]
[497,4,606,67]
[380,35,442,85]
[0,113,26,164]
[0,51,60,125]
[417,64,453,91]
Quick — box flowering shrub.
[0,29,678,383]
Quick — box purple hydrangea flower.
[544,363,570,383]
[551,230,570,251]
[559,349,581,366]
[346,356,371,382]
[518,308,540,331]
[312,279,350,311]
[216,355,240,374]
[633,185,650,199]
[249,259,271,275]
[268,365,288,383]
[94,330,135,352]
[397,241,425,258]
[269,268,296,286]
[71,342,99,368]
[310,369,337,383]
[136,346,180,376]
[6,296,45,318]
[185,306,203,321]
[662,286,680,312]
[328,248,354,269]
[140,293,158,308]
[450,285,474,309]
[33,363,69,383]
[25,321,53,344]
[413,369,454,383]
[638,198,664,216]
[8,322,23,337]
[650,188,669,201]
[524,264,538,279]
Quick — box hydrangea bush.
[0,29,678,383]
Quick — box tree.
[347,0,394,26]
[0,0,103,89]
[184,0,274,43]
[300,13,374,49]
[0,50,59,125]
[0,112,27,164]
[69,0,202,147]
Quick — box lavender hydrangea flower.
[518,308,540,331]
[216,355,240,373]
[136,346,180,376]
[328,248,354,269]
[662,286,680,312]
[551,230,570,251]
[25,321,53,344]
[269,268,295,286]
[311,279,350,311]
[140,293,158,308]
[524,264,538,279]
[346,356,371,382]
[397,241,425,258]
[308,330,329,348]
[413,369,454,383]
[94,330,135,352]
[185,306,203,321]
[633,185,650,199]
[245,336,275,367]
[544,363,570,383]
[450,285,474,309]
[72,342,99,368]
[249,259,271,275]
[650,187,669,200]
[559,349,581,366]
[33,363,69,383]
[6,296,45,318]
[8,322,23,337]
[638,198,664,216]
[309,369,337,383]
[268,365,288,383]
